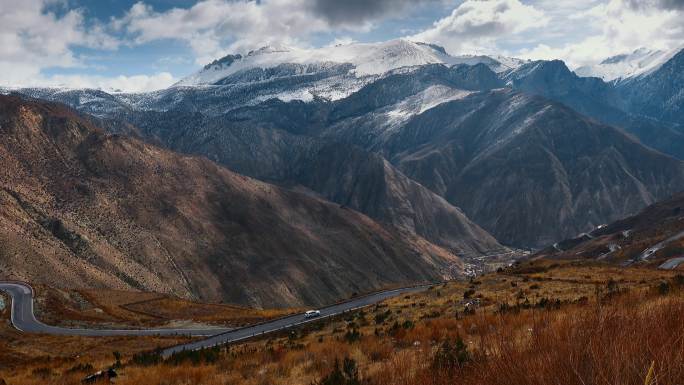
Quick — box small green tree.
[374,310,391,325]
[659,280,671,295]
[432,336,470,371]
[344,328,361,343]
[388,320,401,335]
[112,351,122,368]
[314,357,361,385]
[606,279,618,293]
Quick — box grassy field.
[30,285,297,329]
[0,284,296,383]
[1,261,683,384]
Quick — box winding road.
[0,282,232,336]
[636,229,684,268]
[0,281,429,354]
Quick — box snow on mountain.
[491,55,531,72]
[384,85,473,130]
[176,39,525,89]
[3,39,527,113]
[0,86,135,117]
[575,47,682,82]
[4,39,527,111]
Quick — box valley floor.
[1,261,683,384]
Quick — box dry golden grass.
[0,322,188,382]
[31,285,294,329]
[0,284,290,383]
[121,296,296,326]
[410,294,684,385]
[2,263,683,385]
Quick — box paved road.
[161,285,429,356]
[0,282,231,336]
[0,281,430,351]
[637,230,684,262]
[659,257,684,269]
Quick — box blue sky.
[54,1,452,79]
[1,0,683,92]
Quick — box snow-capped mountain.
[5,38,684,251]
[3,39,528,116]
[175,39,526,94]
[617,48,684,128]
[575,47,682,82]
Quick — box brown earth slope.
[117,110,505,258]
[534,192,684,266]
[0,95,461,308]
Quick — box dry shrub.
[120,364,219,385]
[400,292,684,385]
[274,347,313,377]
[374,350,425,385]
[360,337,393,362]
[304,339,353,376]
[398,318,454,345]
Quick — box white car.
[304,310,321,318]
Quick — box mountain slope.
[575,47,682,82]
[6,41,684,252]
[178,59,684,250]
[49,61,684,250]
[618,48,684,127]
[120,105,505,257]
[289,143,503,256]
[503,58,684,159]
[325,88,684,247]
[534,192,684,269]
[0,95,462,308]
[144,39,523,113]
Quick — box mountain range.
[2,38,684,305]
[0,94,478,307]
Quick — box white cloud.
[517,0,684,67]
[113,0,445,65]
[2,72,177,93]
[42,72,176,93]
[116,0,338,65]
[0,0,451,91]
[1,0,682,91]
[409,0,683,69]
[409,0,549,54]
[0,0,118,62]
[0,0,121,89]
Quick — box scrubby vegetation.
[1,263,683,385]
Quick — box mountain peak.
[414,41,448,55]
[246,44,293,57]
[502,59,572,85]
[203,53,243,70]
[575,46,683,82]
[176,38,524,89]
